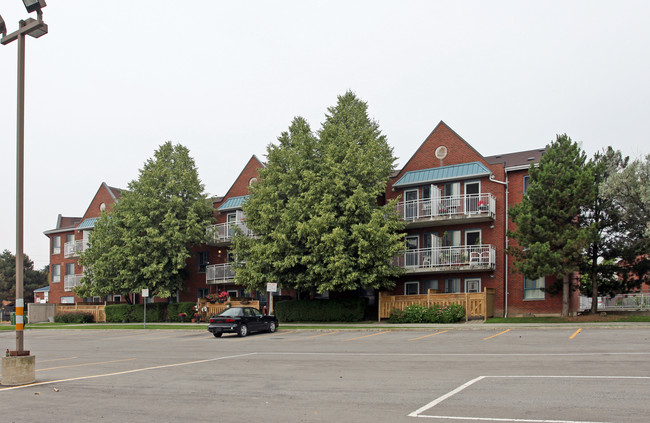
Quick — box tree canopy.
[77,142,213,300]
[232,91,405,294]
[509,134,597,316]
[599,154,650,288]
[0,250,48,303]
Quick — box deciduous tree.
[233,92,405,294]
[78,142,213,300]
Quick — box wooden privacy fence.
[57,304,106,322]
[378,288,495,322]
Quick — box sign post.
[141,289,149,329]
[266,283,277,316]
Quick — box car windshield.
[218,308,244,317]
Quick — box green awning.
[217,195,249,211]
[393,162,491,188]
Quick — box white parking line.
[0,352,257,392]
[408,375,650,422]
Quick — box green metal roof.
[393,161,491,188]
[217,195,249,211]
[76,217,99,230]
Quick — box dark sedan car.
[207,307,278,337]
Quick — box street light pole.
[1,5,48,356]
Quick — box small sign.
[141,289,149,298]
[267,283,277,293]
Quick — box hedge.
[54,312,94,324]
[388,303,465,323]
[274,298,368,322]
[105,302,197,322]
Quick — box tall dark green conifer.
[509,134,597,316]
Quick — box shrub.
[54,312,94,324]
[274,298,368,322]
[132,303,167,322]
[105,304,135,323]
[388,303,465,324]
[167,302,196,322]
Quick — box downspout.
[490,172,508,318]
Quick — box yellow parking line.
[38,358,136,372]
[408,330,448,341]
[484,329,510,340]
[569,328,582,339]
[341,331,390,342]
[283,331,340,342]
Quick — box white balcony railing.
[64,240,87,258]
[393,245,496,272]
[64,274,84,291]
[396,193,496,222]
[206,222,255,244]
[206,263,236,284]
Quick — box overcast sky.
[1,1,648,269]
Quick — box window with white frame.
[66,263,75,276]
[52,236,61,254]
[445,278,461,293]
[197,288,208,299]
[52,264,60,283]
[66,234,74,243]
[227,289,238,298]
[465,278,481,293]
[404,281,419,295]
[524,276,545,299]
[60,296,74,304]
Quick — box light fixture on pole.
[0,0,48,386]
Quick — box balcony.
[396,193,496,228]
[206,222,255,246]
[393,245,496,274]
[64,274,84,291]
[206,263,235,284]
[64,240,87,258]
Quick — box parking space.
[1,327,649,422]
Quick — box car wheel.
[213,332,222,338]
[268,321,277,333]
[238,324,248,337]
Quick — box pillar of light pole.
[0,0,47,386]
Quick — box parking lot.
[1,326,649,422]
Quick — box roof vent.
[527,157,535,161]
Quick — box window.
[60,296,74,304]
[197,288,208,299]
[444,230,461,247]
[52,236,61,254]
[66,263,75,276]
[523,175,530,195]
[465,229,481,246]
[66,234,74,243]
[422,280,439,293]
[197,251,209,273]
[445,278,461,293]
[524,276,545,300]
[404,189,419,220]
[113,295,122,303]
[227,289,239,298]
[465,278,481,293]
[465,181,480,212]
[52,264,60,283]
[404,281,419,295]
[405,236,419,267]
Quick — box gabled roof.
[217,195,249,211]
[484,148,545,170]
[43,214,82,235]
[393,161,492,188]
